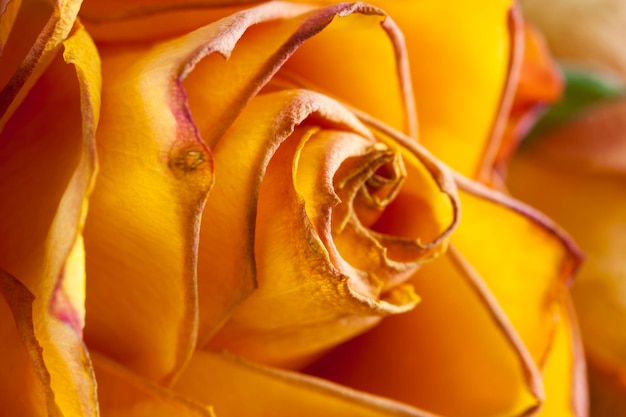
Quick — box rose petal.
[0,24,100,416]
[453,174,582,365]
[82,2,414,136]
[480,15,564,186]
[508,99,626,410]
[91,352,215,417]
[0,0,21,55]
[174,350,435,417]
[184,2,413,144]
[304,247,542,417]
[358,0,513,176]
[0,270,59,416]
[79,0,260,22]
[82,12,216,383]
[202,89,456,368]
[536,299,588,417]
[0,0,82,129]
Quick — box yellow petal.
[278,6,415,135]
[359,0,513,176]
[184,1,413,146]
[481,17,563,187]
[91,352,215,417]
[175,350,434,417]
[508,98,626,414]
[453,174,581,365]
[83,2,415,136]
[203,89,457,369]
[536,299,588,417]
[0,24,100,416]
[82,13,216,383]
[0,0,83,130]
[305,248,541,417]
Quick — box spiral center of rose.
[333,145,407,231]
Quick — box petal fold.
[83,18,215,384]
[0,24,100,417]
[0,270,60,416]
[0,0,83,130]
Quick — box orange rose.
[0,1,583,416]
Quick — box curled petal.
[304,248,542,417]
[175,351,435,417]
[0,0,83,129]
[358,0,513,176]
[203,89,457,368]
[83,1,415,136]
[0,24,100,416]
[480,11,564,186]
[0,270,60,416]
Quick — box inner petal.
[295,128,456,297]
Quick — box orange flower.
[0,1,582,416]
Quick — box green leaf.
[524,66,625,143]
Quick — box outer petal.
[91,352,215,417]
[304,247,542,417]
[82,13,215,384]
[508,98,626,413]
[360,0,513,176]
[204,89,457,368]
[453,174,581,365]
[0,0,82,130]
[478,13,563,187]
[536,299,588,417]
[0,24,100,416]
[0,271,59,416]
[174,350,435,417]
[83,1,415,137]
